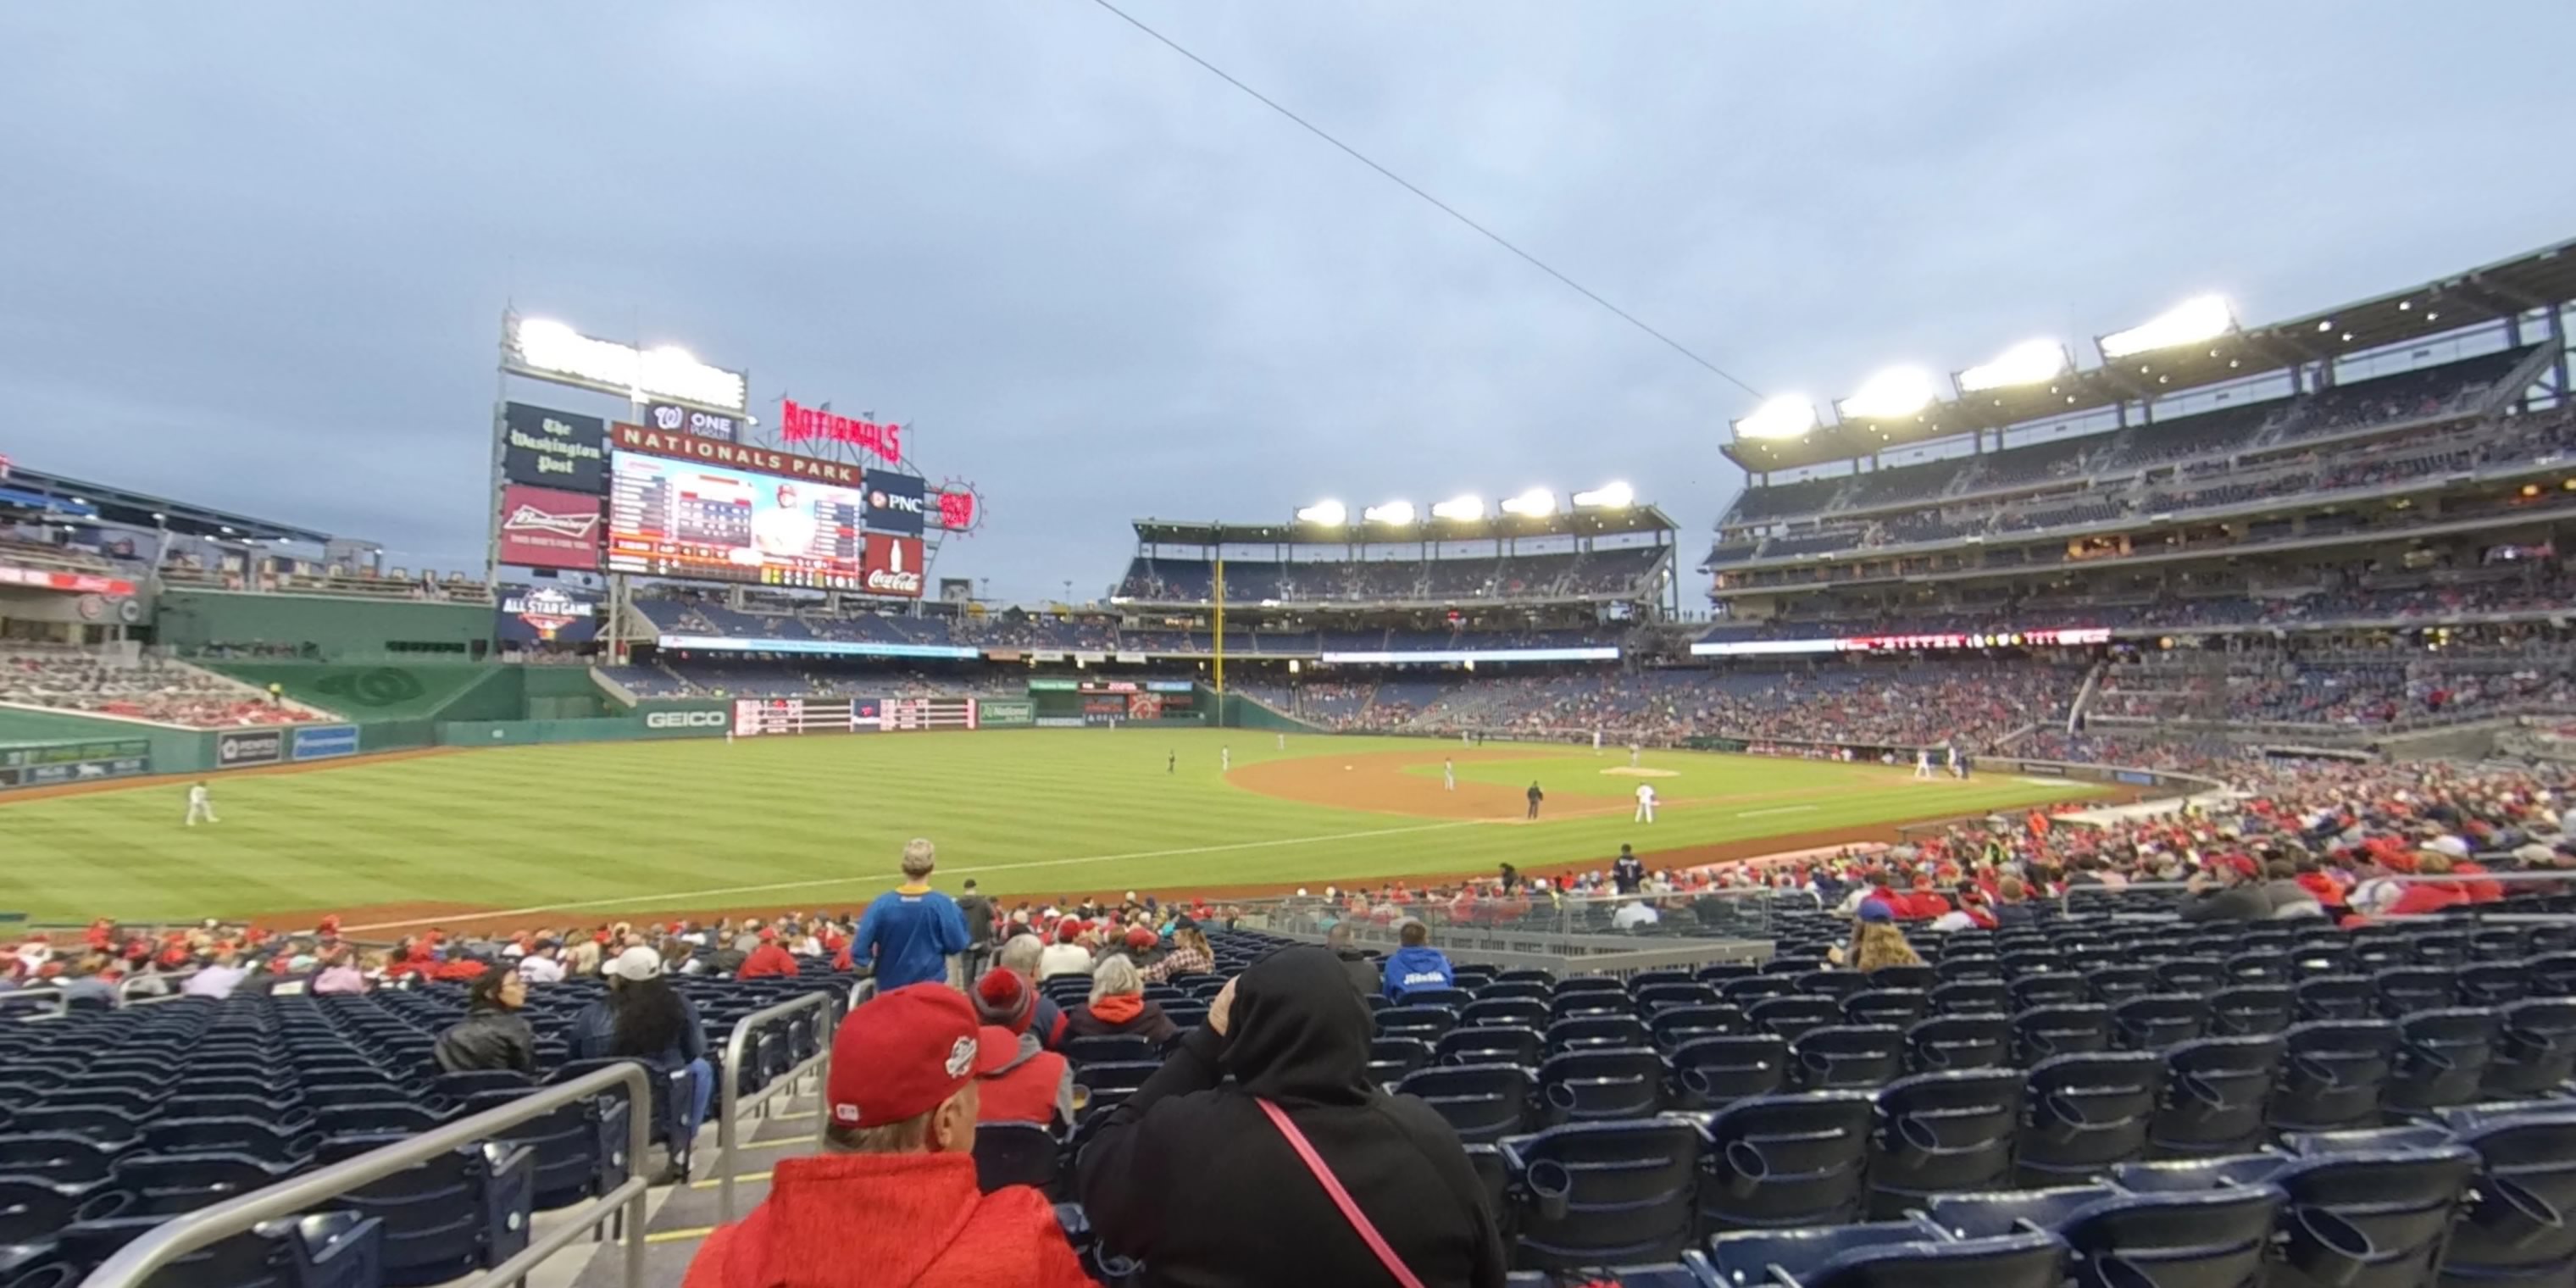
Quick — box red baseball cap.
[826,985,1011,1130]
[1124,927,1157,950]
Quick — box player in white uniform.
[1220,746,1230,772]
[1946,744,1962,779]
[1634,782,1657,823]
[1914,748,1934,779]
[1275,732,1284,751]
[1591,730,1602,754]
[1443,759,1456,791]
[184,780,217,826]
[1629,742,1641,769]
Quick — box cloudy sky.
[4,3,2569,602]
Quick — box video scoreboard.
[730,696,980,735]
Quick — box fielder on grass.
[1634,782,1657,824]
[184,780,217,826]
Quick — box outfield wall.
[156,590,492,658]
[0,705,361,786]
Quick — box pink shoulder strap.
[1254,1096,1426,1288]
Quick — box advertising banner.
[291,724,360,762]
[497,486,605,571]
[610,422,862,487]
[215,729,286,769]
[501,402,609,491]
[978,697,1035,728]
[641,708,732,733]
[497,583,603,644]
[861,533,925,598]
[644,401,741,443]
[0,738,150,790]
[864,471,926,536]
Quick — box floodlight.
[1571,481,1634,509]
[1957,340,2070,392]
[1430,495,1486,522]
[1836,366,1940,420]
[1732,397,1818,441]
[1500,488,1557,519]
[2100,294,2236,359]
[1363,501,1416,525]
[508,317,748,411]
[1295,499,1346,526]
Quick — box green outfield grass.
[0,729,2108,925]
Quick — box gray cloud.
[3,2,2568,598]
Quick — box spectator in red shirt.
[736,930,800,980]
[682,985,1091,1288]
[2383,854,2473,919]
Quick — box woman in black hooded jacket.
[1075,944,1505,1286]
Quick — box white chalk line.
[339,819,1491,933]
[1736,804,1821,818]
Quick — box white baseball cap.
[606,946,663,981]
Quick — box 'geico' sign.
[645,710,729,730]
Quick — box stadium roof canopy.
[0,465,332,544]
[1134,504,1680,547]
[1726,236,2576,474]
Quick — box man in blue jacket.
[853,838,971,991]
[1381,919,1455,1002]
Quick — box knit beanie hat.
[974,968,1035,1035]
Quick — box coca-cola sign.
[497,485,604,570]
[780,398,902,465]
[861,533,924,597]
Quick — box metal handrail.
[717,990,837,1225]
[0,985,68,1019]
[79,1063,652,1288]
[116,968,197,1003]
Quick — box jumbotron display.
[607,451,865,589]
[730,696,980,735]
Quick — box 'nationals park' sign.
[609,423,863,487]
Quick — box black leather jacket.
[434,1005,537,1074]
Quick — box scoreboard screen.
[730,697,978,735]
[608,451,867,589]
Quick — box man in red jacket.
[683,985,1091,1288]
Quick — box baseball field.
[0,729,2113,931]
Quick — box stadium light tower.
[1732,396,1818,441]
[1500,488,1557,519]
[1295,499,1346,527]
[1572,482,1634,509]
[2099,294,2237,360]
[1363,500,1416,525]
[1835,366,1940,420]
[1430,495,1486,522]
[1956,340,2072,394]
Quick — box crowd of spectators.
[2095,658,2576,727]
[1116,545,1664,604]
[0,647,324,727]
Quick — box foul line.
[1736,804,1821,819]
[338,819,1488,933]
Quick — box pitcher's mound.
[1600,767,1679,778]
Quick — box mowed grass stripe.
[0,731,2107,921]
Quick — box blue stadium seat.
[1502,1256,1718,1288]
[2112,995,2209,1052]
[1652,1005,1747,1052]
[2151,959,2228,996]
[460,1087,631,1212]
[1398,1063,1535,1143]
[1790,1027,1903,1091]
[1867,965,1937,992]
[2483,997,2576,1097]
[2428,1106,2576,1285]
[1698,1091,1874,1232]
[2272,1020,2396,1133]
[1904,1014,2010,1073]
[2011,1005,2111,1065]
[971,1122,1061,1196]
[1740,1229,2068,1288]
[1638,983,1723,1016]
[2295,974,2374,1022]
[1501,1119,1703,1270]
[1437,1024,1542,1069]
[2148,1035,2283,1158]
[1367,1035,1435,1085]
[2373,966,2460,1018]
[2050,1185,2283,1288]
[1866,1070,2021,1217]
[2207,984,2295,1036]
[1795,973,1868,1005]
[1707,1221,1938,1285]
[1722,977,1800,1007]
[1062,1035,1158,1066]
[1377,1005,1458,1042]
[0,1135,123,1185]
[1840,990,1928,1030]
[1404,987,1474,1010]
[103,1152,296,1216]
[2083,965,2155,1008]
[1067,1061,1160,1118]
[2384,1008,2499,1113]
[51,1209,381,1288]
[146,1117,319,1165]
[1669,1036,1789,1112]
[1462,997,1552,1030]
[2017,1052,2164,1185]
[2008,976,2089,1011]
[1549,1015,1652,1054]
[1537,1048,1667,1124]
[0,1176,87,1246]
[2264,1139,2480,1288]
[1749,998,1842,1042]
[2455,961,2529,1007]
[309,1138,531,1287]
[1929,981,2008,1016]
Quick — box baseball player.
[1914,747,1935,779]
[1629,742,1642,769]
[1591,730,1602,754]
[1167,750,1175,774]
[184,780,217,826]
[1220,746,1230,772]
[1946,744,1962,780]
[1634,782,1657,824]
[1274,732,1284,752]
[1443,758,1456,791]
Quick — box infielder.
[1634,781,1657,824]
[1220,746,1230,772]
[184,780,217,826]
[1629,742,1642,769]
[1914,748,1935,780]
[1442,758,1456,791]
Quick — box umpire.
[1525,781,1544,820]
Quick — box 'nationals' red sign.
[780,399,902,466]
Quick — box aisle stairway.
[537,1084,827,1288]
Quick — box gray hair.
[997,933,1044,975]
[900,837,936,880]
[1091,954,1143,1005]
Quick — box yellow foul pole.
[1212,557,1226,721]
